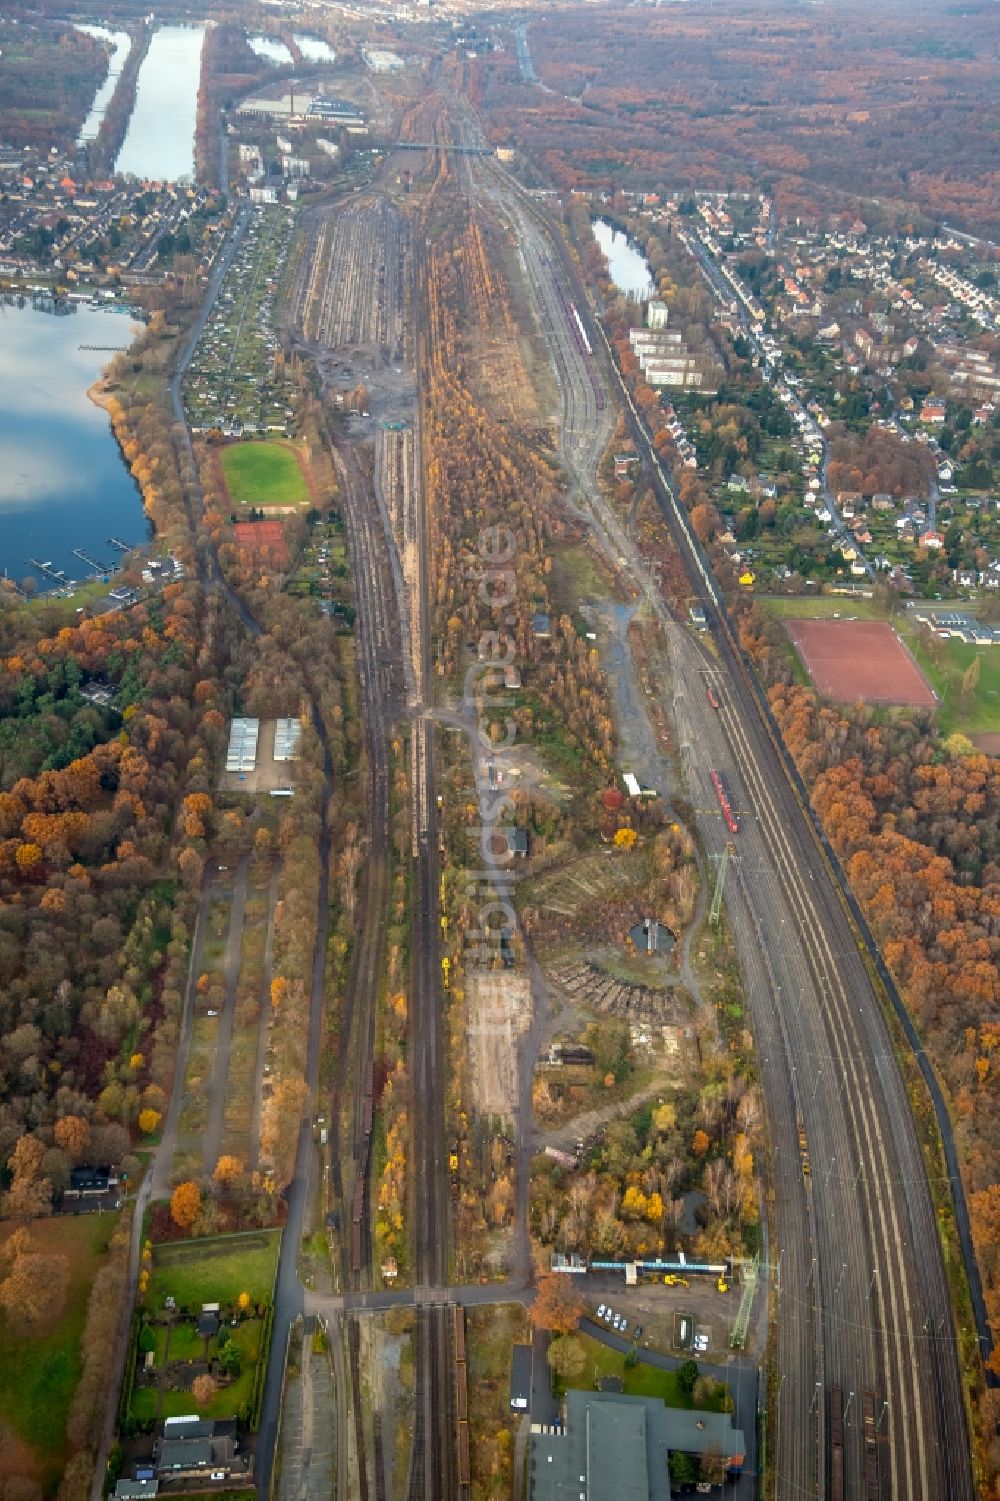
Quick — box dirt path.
[533,1078,673,1155]
[202,852,251,1176]
[150,872,213,1200]
[250,860,280,1172]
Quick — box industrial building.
[226,717,260,774]
[363,47,405,73]
[529,1391,744,1500]
[307,98,367,130]
[237,92,311,122]
[273,717,303,761]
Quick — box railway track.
[328,442,400,1294]
[404,225,464,1501]
[298,199,409,363]
[294,189,413,1494]
[296,151,462,1500]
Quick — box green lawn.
[568,1334,729,1412]
[132,1317,263,1424]
[220,440,310,507]
[0,1214,120,1485]
[24,577,117,618]
[147,1231,280,1312]
[759,594,887,621]
[904,634,1000,736]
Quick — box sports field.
[220,440,310,508]
[784,618,937,706]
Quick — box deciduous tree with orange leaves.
[170,1180,202,1231]
[530,1272,585,1335]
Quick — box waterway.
[248,34,293,66]
[75,24,132,145]
[293,34,336,64]
[0,304,148,592]
[592,218,656,300]
[114,24,206,182]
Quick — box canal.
[592,218,656,300]
[0,303,148,593]
[75,23,132,145]
[115,24,206,182]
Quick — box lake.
[592,218,656,300]
[76,24,132,145]
[294,34,336,64]
[115,24,206,182]
[248,34,293,66]
[0,304,148,593]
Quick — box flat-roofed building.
[273,717,302,762]
[530,1391,745,1500]
[226,717,260,774]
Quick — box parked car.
[615,1314,627,1332]
[596,1304,607,1321]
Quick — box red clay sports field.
[784,618,937,707]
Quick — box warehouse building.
[273,717,303,762]
[529,1391,744,1500]
[226,717,260,773]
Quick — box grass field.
[147,1231,280,1311]
[568,1334,729,1411]
[23,578,117,618]
[906,636,1000,736]
[0,1214,120,1488]
[220,440,310,508]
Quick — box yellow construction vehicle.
[664,1274,689,1288]
[717,1275,729,1294]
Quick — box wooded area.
[474,0,1000,237]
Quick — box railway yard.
[448,138,974,1499]
[156,68,981,1501]
[286,167,462,1500]
[1,6,993,1498]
